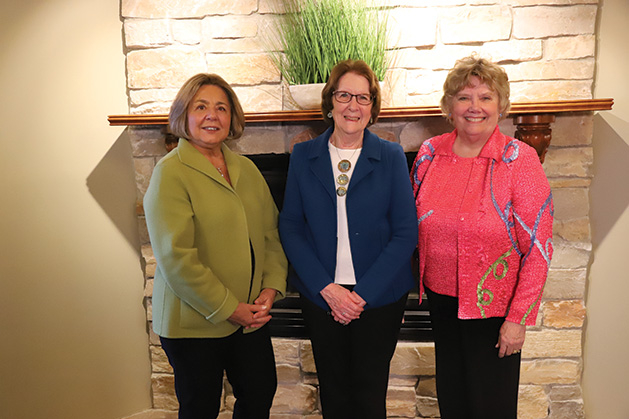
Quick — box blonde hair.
[169,73,245,140]
[440,56,511,123]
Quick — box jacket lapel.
[348,130,379,191]
[176,138,236,190]
[307,128,337,202]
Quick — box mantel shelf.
[108,98,613,126]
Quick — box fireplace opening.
[248,152,432,342]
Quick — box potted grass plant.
[266,0,393,109]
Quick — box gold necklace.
[333,142,360,197]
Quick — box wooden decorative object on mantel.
[108,98,613,162]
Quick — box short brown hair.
[440,56,511,123]
[321,60,381,126]
[169,73,245,140]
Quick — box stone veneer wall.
[123,0,597,417]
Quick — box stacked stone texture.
[124,0,597,417]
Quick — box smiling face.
[186,84,232,155]
[331,72,373,142]
[451,75,500,144]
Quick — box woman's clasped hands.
[228,288,277,329]
[320,283,366,325]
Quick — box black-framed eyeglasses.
[332,91,373,105]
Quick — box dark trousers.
[301,292,408,419]
[426,287,521,419]
[160,325,277,419]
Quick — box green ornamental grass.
[267,0,392,85]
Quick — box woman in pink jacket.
[411,56,554,418]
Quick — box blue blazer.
[279,127,418,310]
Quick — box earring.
[370,117,373,124]
[327,112,333,118]
[499,113,503,117]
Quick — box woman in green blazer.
[144,73,287,419]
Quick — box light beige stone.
[480,40,543,63]
[138,215,150,244]
[549,238,591,270]
[151,345,172,373]
[272,338,301,362]
[522,329,582,358]
[551,115,593,147]
[416,376,437,397]
[152,373,178,410]
[521,359,581,384]
[131,102,173,115]
[227,126,286,154]
[513,5,597,39]
[405,69,447,95]
[549,400,585,419]
[552,187,590,220]
[545,35,595,60]
[206,53,280,85]
[124,19,173,48]
[122,0,257,18]
[129,88,179,107]
[390,343,436,376]
[142,244,155,264]
[417,396,440,418]
[392,45,477,71]
[129,126,168,157]
[233,85,283,113]
[271,384,318,414]
[505,58,595,81]
[134,157,156,199]
[510,80,593,102]
[121,409,177,419]
[127,48,206,88]
[511,0,593,4]
[205,38,267,54]
[388,8,438,49]
[547,178,591,189]
[440,6,512,44]
[202,15,259,39]
[406,91,445,108]
[144,277,154,296]
[543,147,593,178]
[553,217,591,243]
[388,375,418,387]
[386,386,417,417]
[171,19,202,45]
[276,364,301,383]
[300,341,317,374]
[544,268,586,299]
[517,385,549,419]
[549,384,582,401]
[543,300,586,328]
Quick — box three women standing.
[279,59,418,419]
[144,73,287,419]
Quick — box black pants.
[301,292,408,419]
[426,287,521,419]
[160,325,277,419]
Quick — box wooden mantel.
[108,98,613,162]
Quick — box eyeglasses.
[332,91,373,105]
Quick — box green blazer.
[144,138,287,338]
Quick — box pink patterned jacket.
[411,127,553,325]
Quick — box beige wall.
[585,0,629,417]
[0,0,151,418]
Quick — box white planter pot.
[288,83,326,110]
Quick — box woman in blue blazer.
[279,60,418,419]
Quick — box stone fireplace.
[117,1,608,417]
